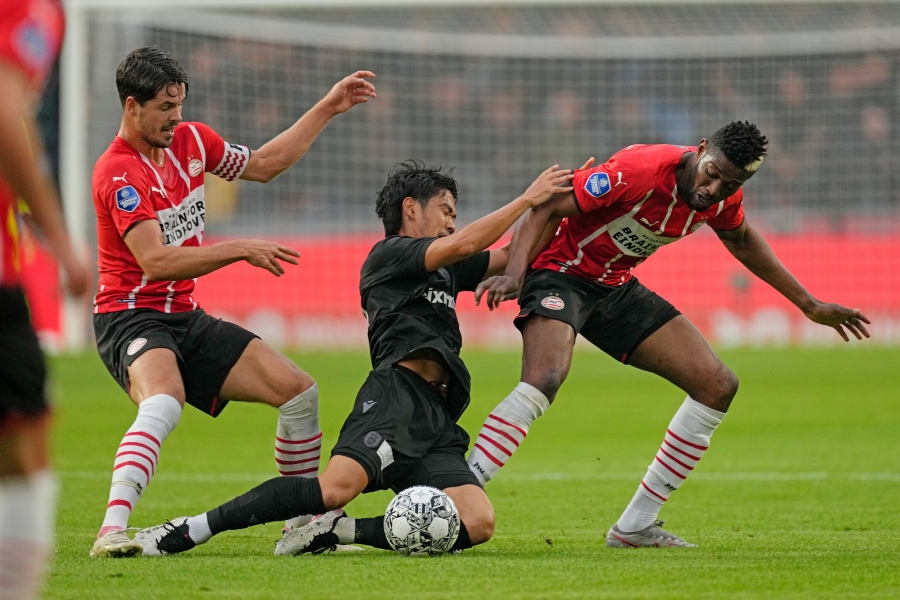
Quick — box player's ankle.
[97,525,125,539]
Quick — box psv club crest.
[541,296,565,310]
[188,159,203,177]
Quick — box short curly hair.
[709,121,768,172]
[376,160,459,237]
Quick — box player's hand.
[803,302,871,342]
[577,157,595,171]
[242,240,301,277]
[60,252,90,297]
[323,71,377,116]
[519,165,574,208]
[475,275,522,311]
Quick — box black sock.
[451,522,472,551]
[354,518,474,552]
[354,516,393,550]
[207,476,326,535]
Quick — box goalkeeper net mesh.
[77,2,900,347]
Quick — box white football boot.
[606,520,698,548]
[89,528,144,558]
[133,517,194,556]
[275,510,364,556]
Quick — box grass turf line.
[46,348,900,599]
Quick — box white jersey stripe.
[164,280,177,314]
[188,125,206,166]
[680,209,697,237]
[560,191,653,273]
[599,252,624,283]
[559,226,606,273]
[128,275,148,310]
[656,187,678,234]
[165,149,192,188]
[715,200,725,217]
[93,284,105,314]
[138,154,170,201]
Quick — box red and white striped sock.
[467,382,549,485]
[616,396,725,533]
[274,384,321,528]
[0,470,57,600]
[98,394,181,537]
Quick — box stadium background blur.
[24,0,900,350]
[16,3,899,597]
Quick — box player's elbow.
[449,234,481,261]
[246,151,287,183]
[253,168,282,184]
[138,253,174,282]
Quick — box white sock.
[99,394,181,536]
[0,470,58,600]
[616,396,725,533]
[186,513,212,545]
[274,384,321,528]
[467,382,549,485]
[333,516,355,545]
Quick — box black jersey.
[360,236,490,422]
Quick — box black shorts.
[331,366,481,494]
[93,308,257,417]
[515,269,681,364]
[0,287,49,430]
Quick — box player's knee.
[0,416,51,477]
[527,368,566,402]
[709,365,739,411]
[319,479,355,511]
[464,507,495,545]
[275,361,316,402]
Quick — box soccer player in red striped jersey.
[0,0,90,596]
[89,46,375,558]
[469,122,871,547]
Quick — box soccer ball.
[383,486,460,557]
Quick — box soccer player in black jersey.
[135,160,577,555]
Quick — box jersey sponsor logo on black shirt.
[424,289,456,309]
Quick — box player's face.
[136,83,186,149]
[684,142,750,211]
[421,190,457,238]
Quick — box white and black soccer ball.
[383,486,460,557]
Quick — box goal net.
[47,1,900,348]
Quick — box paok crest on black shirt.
[360,236,490,422]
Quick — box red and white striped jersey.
[0,0,65,287]
[533,144,745,286]
[92,122,250,313]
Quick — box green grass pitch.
[45,347,900,599]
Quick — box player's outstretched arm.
[423,165,574,273]
[0,62,89,296]
[124,220,300,281]
[475,158,593,309]
[240,71,376,183]
[715,220,870,342]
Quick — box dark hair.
[116,46,189,108]
[709,121,768,171]
[376,160,459,236]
